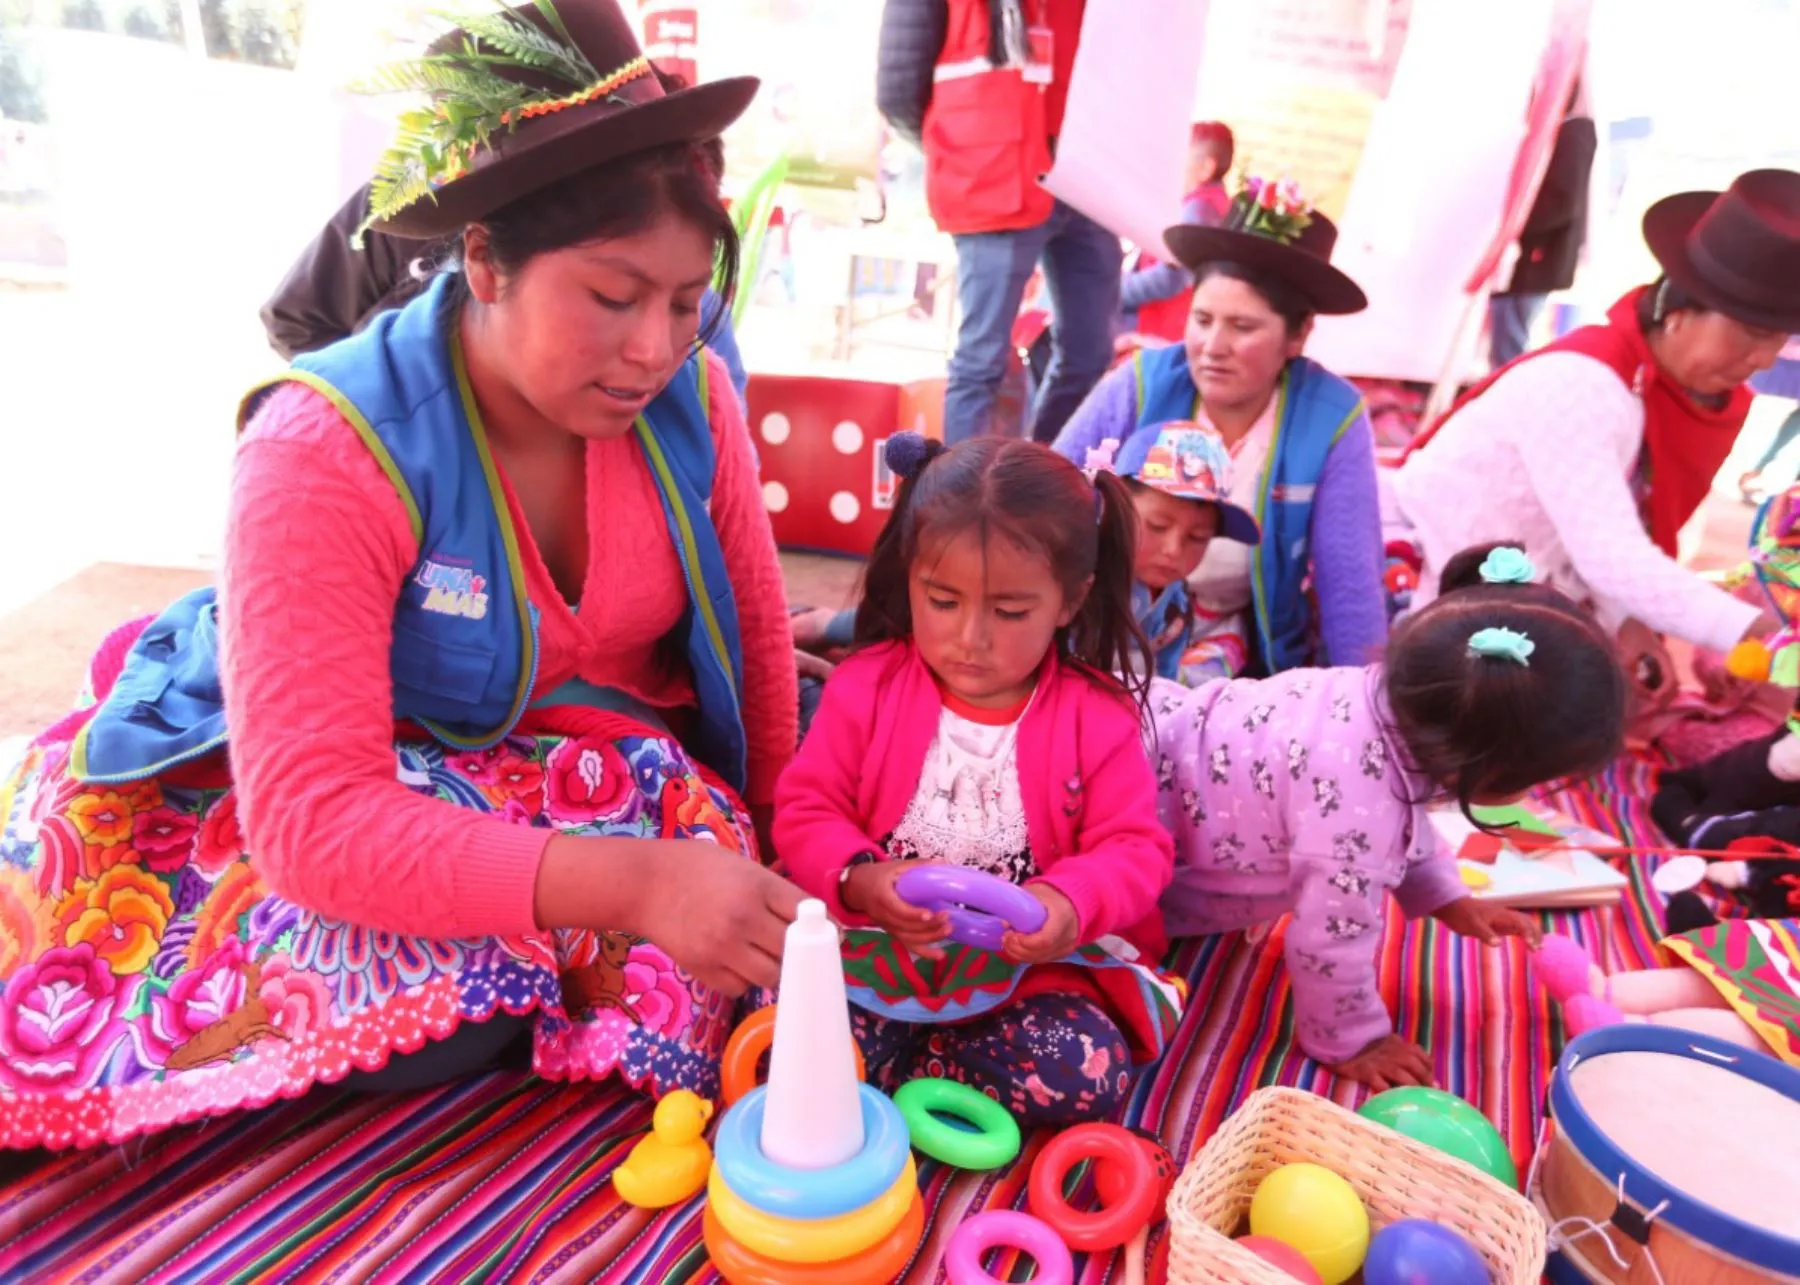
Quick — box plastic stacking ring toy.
[945,1210,1074,1285]
[894,1077,1022,1170]
[894,865,1048,952]
[721,1004,865,1107]
[1028,1123,1160,1251]
[708,1155,918,1264]
[702,1192,924,1285]
[715,1084,910,1219]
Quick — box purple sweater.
[1054,362,1389,671]
[1148,668,1466,1063]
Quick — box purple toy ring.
[894,866,1048,952]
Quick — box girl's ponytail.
[854,433,946,646]
[1069,469,1154,707]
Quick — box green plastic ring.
[894,1077,1022,1170]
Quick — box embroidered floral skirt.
[0,700,753,1151]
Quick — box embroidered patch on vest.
[415,556,491,620]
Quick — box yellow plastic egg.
[1248,1162,1370,1285]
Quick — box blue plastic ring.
[713,1083,912,1220]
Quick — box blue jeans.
[1487,292,1547,368]
[946,201,1122,445]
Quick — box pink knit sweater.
[219,351,796,940]
[775,643,1174,959]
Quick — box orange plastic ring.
[721,1004,866,1107]
[1027,1123,1160,1252]
[703,1190,923,1285]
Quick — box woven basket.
[1167,1086,1546,1284]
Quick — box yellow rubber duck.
[614,1090,714,1209]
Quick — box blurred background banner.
[1042,0,1209,263]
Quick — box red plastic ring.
[1026,1123,1160,1252]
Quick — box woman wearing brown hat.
[0,0,811,1149]
[1053,178,1389,678]
[1391,170,1800,665]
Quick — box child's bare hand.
[1433,895,1543,948]
[841,859,953,959]
[1334,1034,1436,1092]
[1000,882,1081,965]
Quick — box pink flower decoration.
[256,955,333,1041]
[621,945,693,1038]
[0,943,134,1092]
[544,737,634,824]
[447,745,511,785]
[133,806,200,873]
[193,793,246,878]
[1083,438,1121,478]
[136,936,249,1067]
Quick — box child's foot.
[1564,993,1626,1036]
[1532,933,1605,1004]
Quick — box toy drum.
[1534,1025,1800,1283]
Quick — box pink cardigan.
[775,643,1174,959]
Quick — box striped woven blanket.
[0,758,1671,1283]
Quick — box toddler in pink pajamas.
[1150,544,1629,1089]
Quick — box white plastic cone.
[760,899,865,1169]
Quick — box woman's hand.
[1001,882,1081,965]
[841,859,953,959]
[794,647,835,683]
[1745,607,1784,642]
[1333,1033,1436,1092]
[636,845,807,994]
[1432,895,1542,947]
[535,835,805,996]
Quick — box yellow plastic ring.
[707,1155,917,1264]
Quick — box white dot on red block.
[831,421,864,454]
[763,481,790,513]
[829,491,860,524]
[761,413,791,446]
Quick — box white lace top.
[887,695,1037,884]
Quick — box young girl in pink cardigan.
[776,434,1180,1124]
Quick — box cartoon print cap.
[1112,421,1261,545]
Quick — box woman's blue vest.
[74,274,749,791]
[1133,343,1364,672]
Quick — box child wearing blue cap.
[1089,421,1261,684]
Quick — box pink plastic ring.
[944,1210,1073,1285]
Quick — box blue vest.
[1134,344,1365,673]
[75,274,749,791]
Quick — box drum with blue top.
[1533,1025,1800,1282]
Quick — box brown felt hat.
[1642,168,1800,333]
[1165,209,1367,316]
[372,0,758,240]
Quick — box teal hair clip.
[1479,547,1535,585]
[1468,626,1534,666]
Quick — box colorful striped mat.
[0,757,1672,1283]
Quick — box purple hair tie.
[885,432,940,481]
